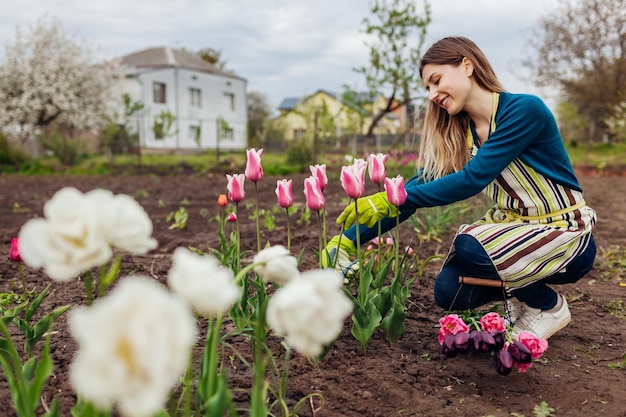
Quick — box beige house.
[272,90,410,143]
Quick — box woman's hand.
[336,192,398,228]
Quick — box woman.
[324,36,596,340]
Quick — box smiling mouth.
[439,96,449,109]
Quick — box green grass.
[565,142,626,168]
[3,141,625,176]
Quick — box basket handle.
[458,276,505,288]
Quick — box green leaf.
[27,338,53,412]
[41,397,61,417]
[202,373,233,416]
[100,255,122,292]
[373,286,392,318]
[351,301,382,351]
[381,305,408,345]
[25,305,70,355]
[26,284,51,322]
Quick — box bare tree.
[522,0,626,143]
[0,16,118,143]
[356,0,431,142]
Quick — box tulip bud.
[303,176,325,211]
[227,212,237,223]
[244,148,264,182]
[226,174,246,203]
[491,331,506,351]
[508,340,532,364]
[340,160,367,199]
[368,153,388,185]
[10,238,22,263]
[495,349,514,375]
[309,164,328,190]
[217,194,228,207]
[470,330,496,353]
[384,175,407,206]
[454,331,471,354]
[275,179,294,209]
[441,333,458,358]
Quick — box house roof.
[277,97,301,110]
[276,89,383,112]
[116,46,246,81]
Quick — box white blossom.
[19,187,112,281]
[18,187,157,281]
[253,245,299,285]
[86,189,157,253]
[0,16,119,141]
[266,269,353,357]
[167,247,241,316]
[69,276,196,417]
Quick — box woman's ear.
[462,57,474,77]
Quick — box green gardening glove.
[336,191,399,228]
[321,234,359,277]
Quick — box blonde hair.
[417,36,505,180]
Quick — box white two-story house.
[115,46,247,151]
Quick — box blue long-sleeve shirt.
[344,92,581,245]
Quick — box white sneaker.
[504,297,527,326]
[512,294,571,339]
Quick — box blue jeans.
[434,233,596,311]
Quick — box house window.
[153,82,166,103]
[189,88,202,107]
[294,129,306,140]
[189,124,201,145]
[222,92,235,111]
[221,127,234,141]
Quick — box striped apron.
[448,94,597,289]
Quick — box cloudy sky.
[1,0,559,111]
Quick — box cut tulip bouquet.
[3,147,442,417]
[438,311,548,375]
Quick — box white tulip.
[19,187,112,281]
[253,245,299,286]
[18,187,158,281]
[267,269,353,357]
[167,247,241,316]
[87,190,157,253]
[69,276,196,417]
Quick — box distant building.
[114,46,248,151]
[272,89,410,143]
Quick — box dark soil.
[0,169,625,417]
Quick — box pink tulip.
[340,159,367,199]
[517,331,548,359]
[437,314,469,345]
[10,238,22,263]
[309,164,328,190]
[384,175,407,206]
[226,173,246,203]
[303,176,326,211]
[275,179,294,208]
[368,153,388,184]
[245,148,264,182]
[227,212,237,222]
[479,312,506,333]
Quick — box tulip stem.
[354,199,361,258]
[317,211,323,268]
[285,208,291,252]
[395,213,400,272]
[254,182,261,252]
[18,264,27,298]
[235,203,241,271]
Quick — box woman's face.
[422,61,473,116]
